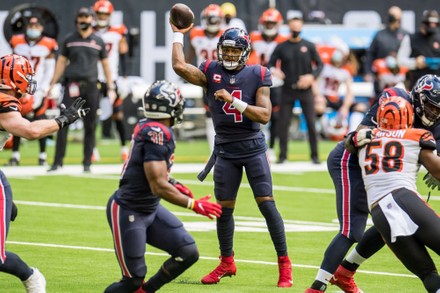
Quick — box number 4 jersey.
[359,128,436,209]
[199,59,272,143]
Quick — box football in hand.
[170,3,194,29]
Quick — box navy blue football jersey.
[114,119,175,213]
[362,86,440,149]
[199,60,272,143]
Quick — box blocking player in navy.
[0,54,89,293]
[171,22,292,287]
[305,74,440,293]
[104,80,222,293]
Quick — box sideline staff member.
[48,7,115,172]
[268,16,323,164]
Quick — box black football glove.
[11,201,17,221]
[55,98,90,129]
[423,173,440,190]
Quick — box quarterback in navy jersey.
[171,22,292,287]
[305,75,440,293]
[104,80,222,293]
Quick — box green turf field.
[0,138,439,292]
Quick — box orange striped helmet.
[377,96,414,130]
[93,0,114,14]
[259,8,283,37]
[0,54,36,95]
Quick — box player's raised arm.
[170,22,207,88]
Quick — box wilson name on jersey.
[359,128,436,209]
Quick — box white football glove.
[353,128,373,147]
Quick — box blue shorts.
[214,151,272,201]
[327,142,369,241]
[106,194,195,278]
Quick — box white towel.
[378,193,419,243]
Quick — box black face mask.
[291,31,301,38]
[425,25,438,36]
[388,14,398,23]
[78,22,92,31]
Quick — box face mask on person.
[78,22,92,31]
[331,50,344,64]
[425,25,438,36]
[26,28,42,39]
[291,31,301,38]
[388,14,399,24]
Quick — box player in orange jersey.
[248,8,289,160]
[94,0,130,161]
[8,16,58,166]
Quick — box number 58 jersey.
[359,128,436,209]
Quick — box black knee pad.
[174,243,199,266]
[420,271,440,293]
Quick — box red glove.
[169,178,194,198]
[190,195,222,219]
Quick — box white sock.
[315,268,333,285]
[12,151,20,160]
[39,152,47,160]
[345,248,367,265]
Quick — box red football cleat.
[201,255,236,284]
[304,288,324,293]
[330,265,363,293]
[277,255,293,288]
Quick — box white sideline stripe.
[6,240,416,278]
[13,200,338,227]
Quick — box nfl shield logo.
[230,76,236,84]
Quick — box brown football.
[170,3,194,29]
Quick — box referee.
[48,7,116,172]
[268,16,323,164]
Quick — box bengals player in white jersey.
[94,0,129,161]
[187,4,224,152]
[248,8,288,160]
[8,16,58,166]
[358,95,440,293]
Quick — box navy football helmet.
[217,27,251,70]
[411,74,440,127]
[142,80,185,124]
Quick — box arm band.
[231,97,248,113]
[173,32,184,45]
[186,198,194,209]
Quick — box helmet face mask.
[201,4,223,34]
[93,0,113,27]
[142,80,185,124]
[259,8,283,37]
[411,74,440,126]
[0,54,36,96]
[377,96,414,130]
[217,28,251,70]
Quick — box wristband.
[186,198,194,209]
[231,97,248,113]
[173,32,184,45]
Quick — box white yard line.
[6,240,416,279]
